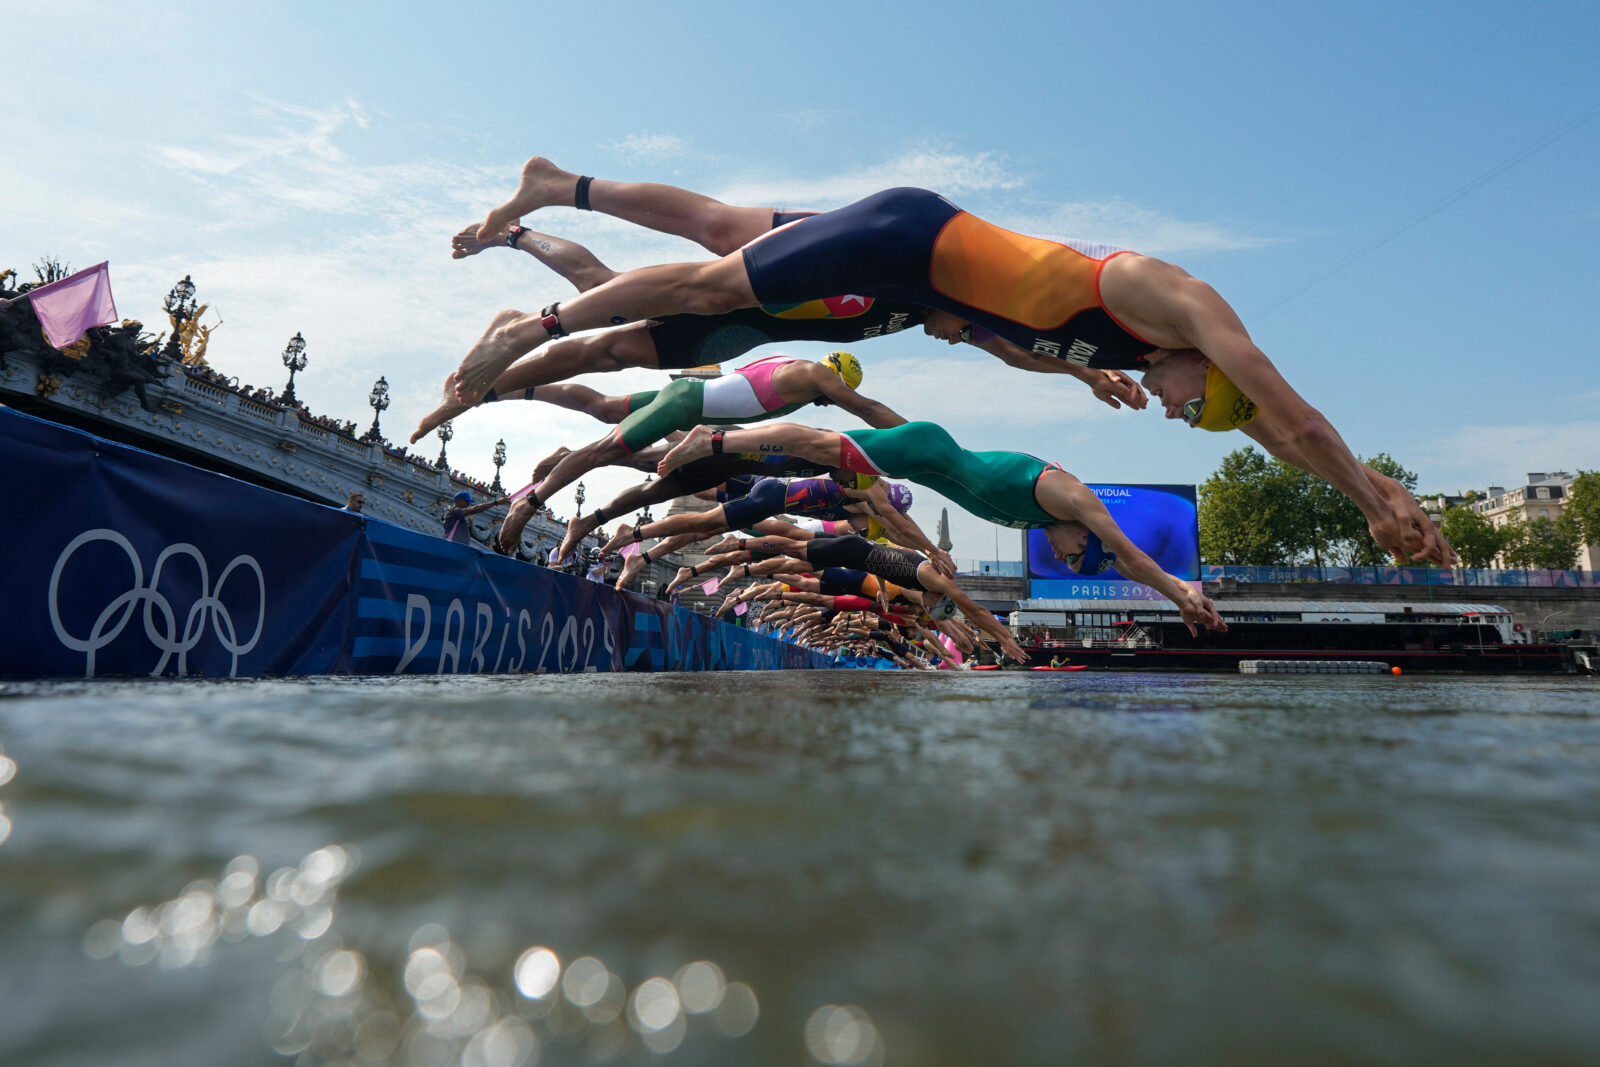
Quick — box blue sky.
[7,0,1597,558]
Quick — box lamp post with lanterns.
[161,275,197,362]
[575,481,586,517]
[362,376,389,444]
[279,332,307,406]
[491,439,507,493]
[435,420,453,470]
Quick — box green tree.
[1501,515,1582,571]
[1198,449,1424,567]
[1198,447,1301,564]
[1563,471,1600,552]
[1437,507,1504,569]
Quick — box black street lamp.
[280,332,307,406]
[575,481,586,517]
[363,376,389,443]
[161,275,197,362]
[491,439,506,493]
[435,420,453,470]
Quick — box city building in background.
[1471,472,1598,570]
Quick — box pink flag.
[26,261,119,349]
[508,481,539,503]
[734,601,748,616]
[620,541,641,558]
[701,578,720,595]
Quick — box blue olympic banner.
[0,409,832,678]
[1026,483,1200,601]
[1201,564,1600,588]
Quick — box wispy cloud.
[998,198,1278,256]
[712,145,1024,211]
[1413,420,1600,490]
[602,133,690,164]
[5,97,1286,523]
[783,108,843,131]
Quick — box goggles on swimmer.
[1184,363,1259,432]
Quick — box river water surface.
[1,671,1597,1066]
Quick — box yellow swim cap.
[1187,362,1259,432]
[822,351,863,390]
[852,471,879,490]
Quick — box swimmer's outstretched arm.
[1238,421,1455,568]
[797,364,909,430]
[846,483,953,575]
[977,336,1148,411]
[914,571,1028,663]
[1131,265,1448,566]
[1036,470,1226,637]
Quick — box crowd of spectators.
[179,362,500,491]
[173,361,643,567]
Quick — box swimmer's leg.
[477,156,777,254]
[415,327,665,442]
[454,223,618,292]
[519,383,635,424]
[499,430,628,554]
[629,507,732,546]
[657,422,845,476]
[451,255,755,404]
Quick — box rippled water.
[1,671,1598,1066]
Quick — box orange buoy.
[1391,666,1403,675]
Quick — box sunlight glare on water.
[0,670,1596,1065]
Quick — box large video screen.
[1026,483,1199,601]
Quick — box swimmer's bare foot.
[597,522,635,558]
[477,156,580,241]
[560,513,604,563]
[657,425,715,476]
[614,550,647,592]
[530,446,571,486]
[707,534,742,555]
[412,381,473,444]
[453,222,513,260]
[453,309,541,405]
[663,566,694,595]
[498,498,536,553]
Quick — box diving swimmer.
[657,420,1227,636]
[450,160,1450,567]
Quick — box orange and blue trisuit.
[741,188,1158,369]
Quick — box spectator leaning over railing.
[443,489,508,545]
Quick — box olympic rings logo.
[48,529,266,677]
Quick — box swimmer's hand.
[930,548,956,577]
[1090,370,1148,411]
[999,631,1029,664]
[1175,587,1227,638]
[1379,484,1459,568]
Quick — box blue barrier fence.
[955,560,1026,577]
[0,408,837,678]
[1202,565,1600,589]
